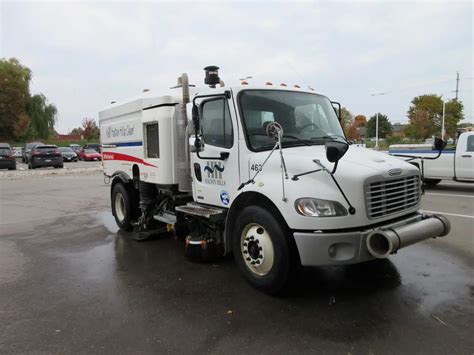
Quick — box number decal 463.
[250,164,262,172]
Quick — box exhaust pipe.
[366,215,450,259]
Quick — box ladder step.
[153,211,177,225]
[175,203,226,221]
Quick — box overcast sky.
[1,0,472,133]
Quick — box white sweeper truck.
[99,66,450,294]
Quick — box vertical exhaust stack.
[174,73,192,192]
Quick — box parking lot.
[0,172,472,353]
[14,159,102,171]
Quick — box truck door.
[456,133,474,180]
[190,97,240,207]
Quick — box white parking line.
[425,193,474,198]
[423,210,474,219]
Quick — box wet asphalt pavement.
[0,174,473,354]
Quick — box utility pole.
[442,100,446,140]
[375,113,379,150]
[455,71,459,100]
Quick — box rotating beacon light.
[204,65,220,88]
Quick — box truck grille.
[365,174,420,219]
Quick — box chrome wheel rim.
[240,223,274,276]
[115,192,126,222]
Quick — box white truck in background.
[99,66,450,294]
[389,131,474,186]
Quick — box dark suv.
[0,143,16,170]
[28,145,63,169]
[23,142,43,163]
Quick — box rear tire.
[424,178,441,186]
[232,205,297,295]
[111,182,139,231]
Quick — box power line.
[369,78,454,96]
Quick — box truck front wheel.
[424,178,441,186]
[232,206,295,295]
[112,182,138,231]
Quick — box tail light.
[32,151,41,156]
[7,155,15,160]
[54,149,60,155]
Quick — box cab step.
[175,203,226,222]
[153,211,177,225]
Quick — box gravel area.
[0,165,103,180]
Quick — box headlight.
[295,198,347,217]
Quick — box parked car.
[70,144,81,155]
[12,146,22,158]
[79,148,102,161]
[58,147,78,162]
[0,143,16,170]
[83,143,101,153]
[23,142,43,163]
[28,145,63,169]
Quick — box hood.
[245,145,420,230]
[249,145,416,181]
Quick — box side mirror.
[192,105,200,132]
[326,140,349,163]
[433,137,447,151]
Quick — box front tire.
[424,178,441,186]
[232,205,296,295]
[111,182,139,231]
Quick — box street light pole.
[442,101,446,140]
[375,112,379,150]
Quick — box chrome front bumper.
[293,213,450,266]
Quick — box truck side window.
[466,135,474,152]
[201,99,233,148]
[145,122,159,158]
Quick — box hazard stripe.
[102,152,156,167]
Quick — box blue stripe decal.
[114,141,143,147]
[389,149,455,154]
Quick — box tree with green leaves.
[26,94,58,140]
[405,94,464,139]
[340,107,353,129]
[0,58,32,140]
[366,113,392,138]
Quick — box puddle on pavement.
[84,211,119,234]
[393,244,473,313]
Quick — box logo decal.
[220,190,230,205]
[388,168,402,176]
[204,161,226,186]
[204,162,225,178]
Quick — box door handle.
[461,154,472,158]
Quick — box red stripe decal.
[102,152,156,167]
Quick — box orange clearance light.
[294,85,300,88]
[280,83,287,87]
[266,81,273,85]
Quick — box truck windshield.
[239,90,345,151]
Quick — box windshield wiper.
[282,135,321,147]
[320,134,348,144]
